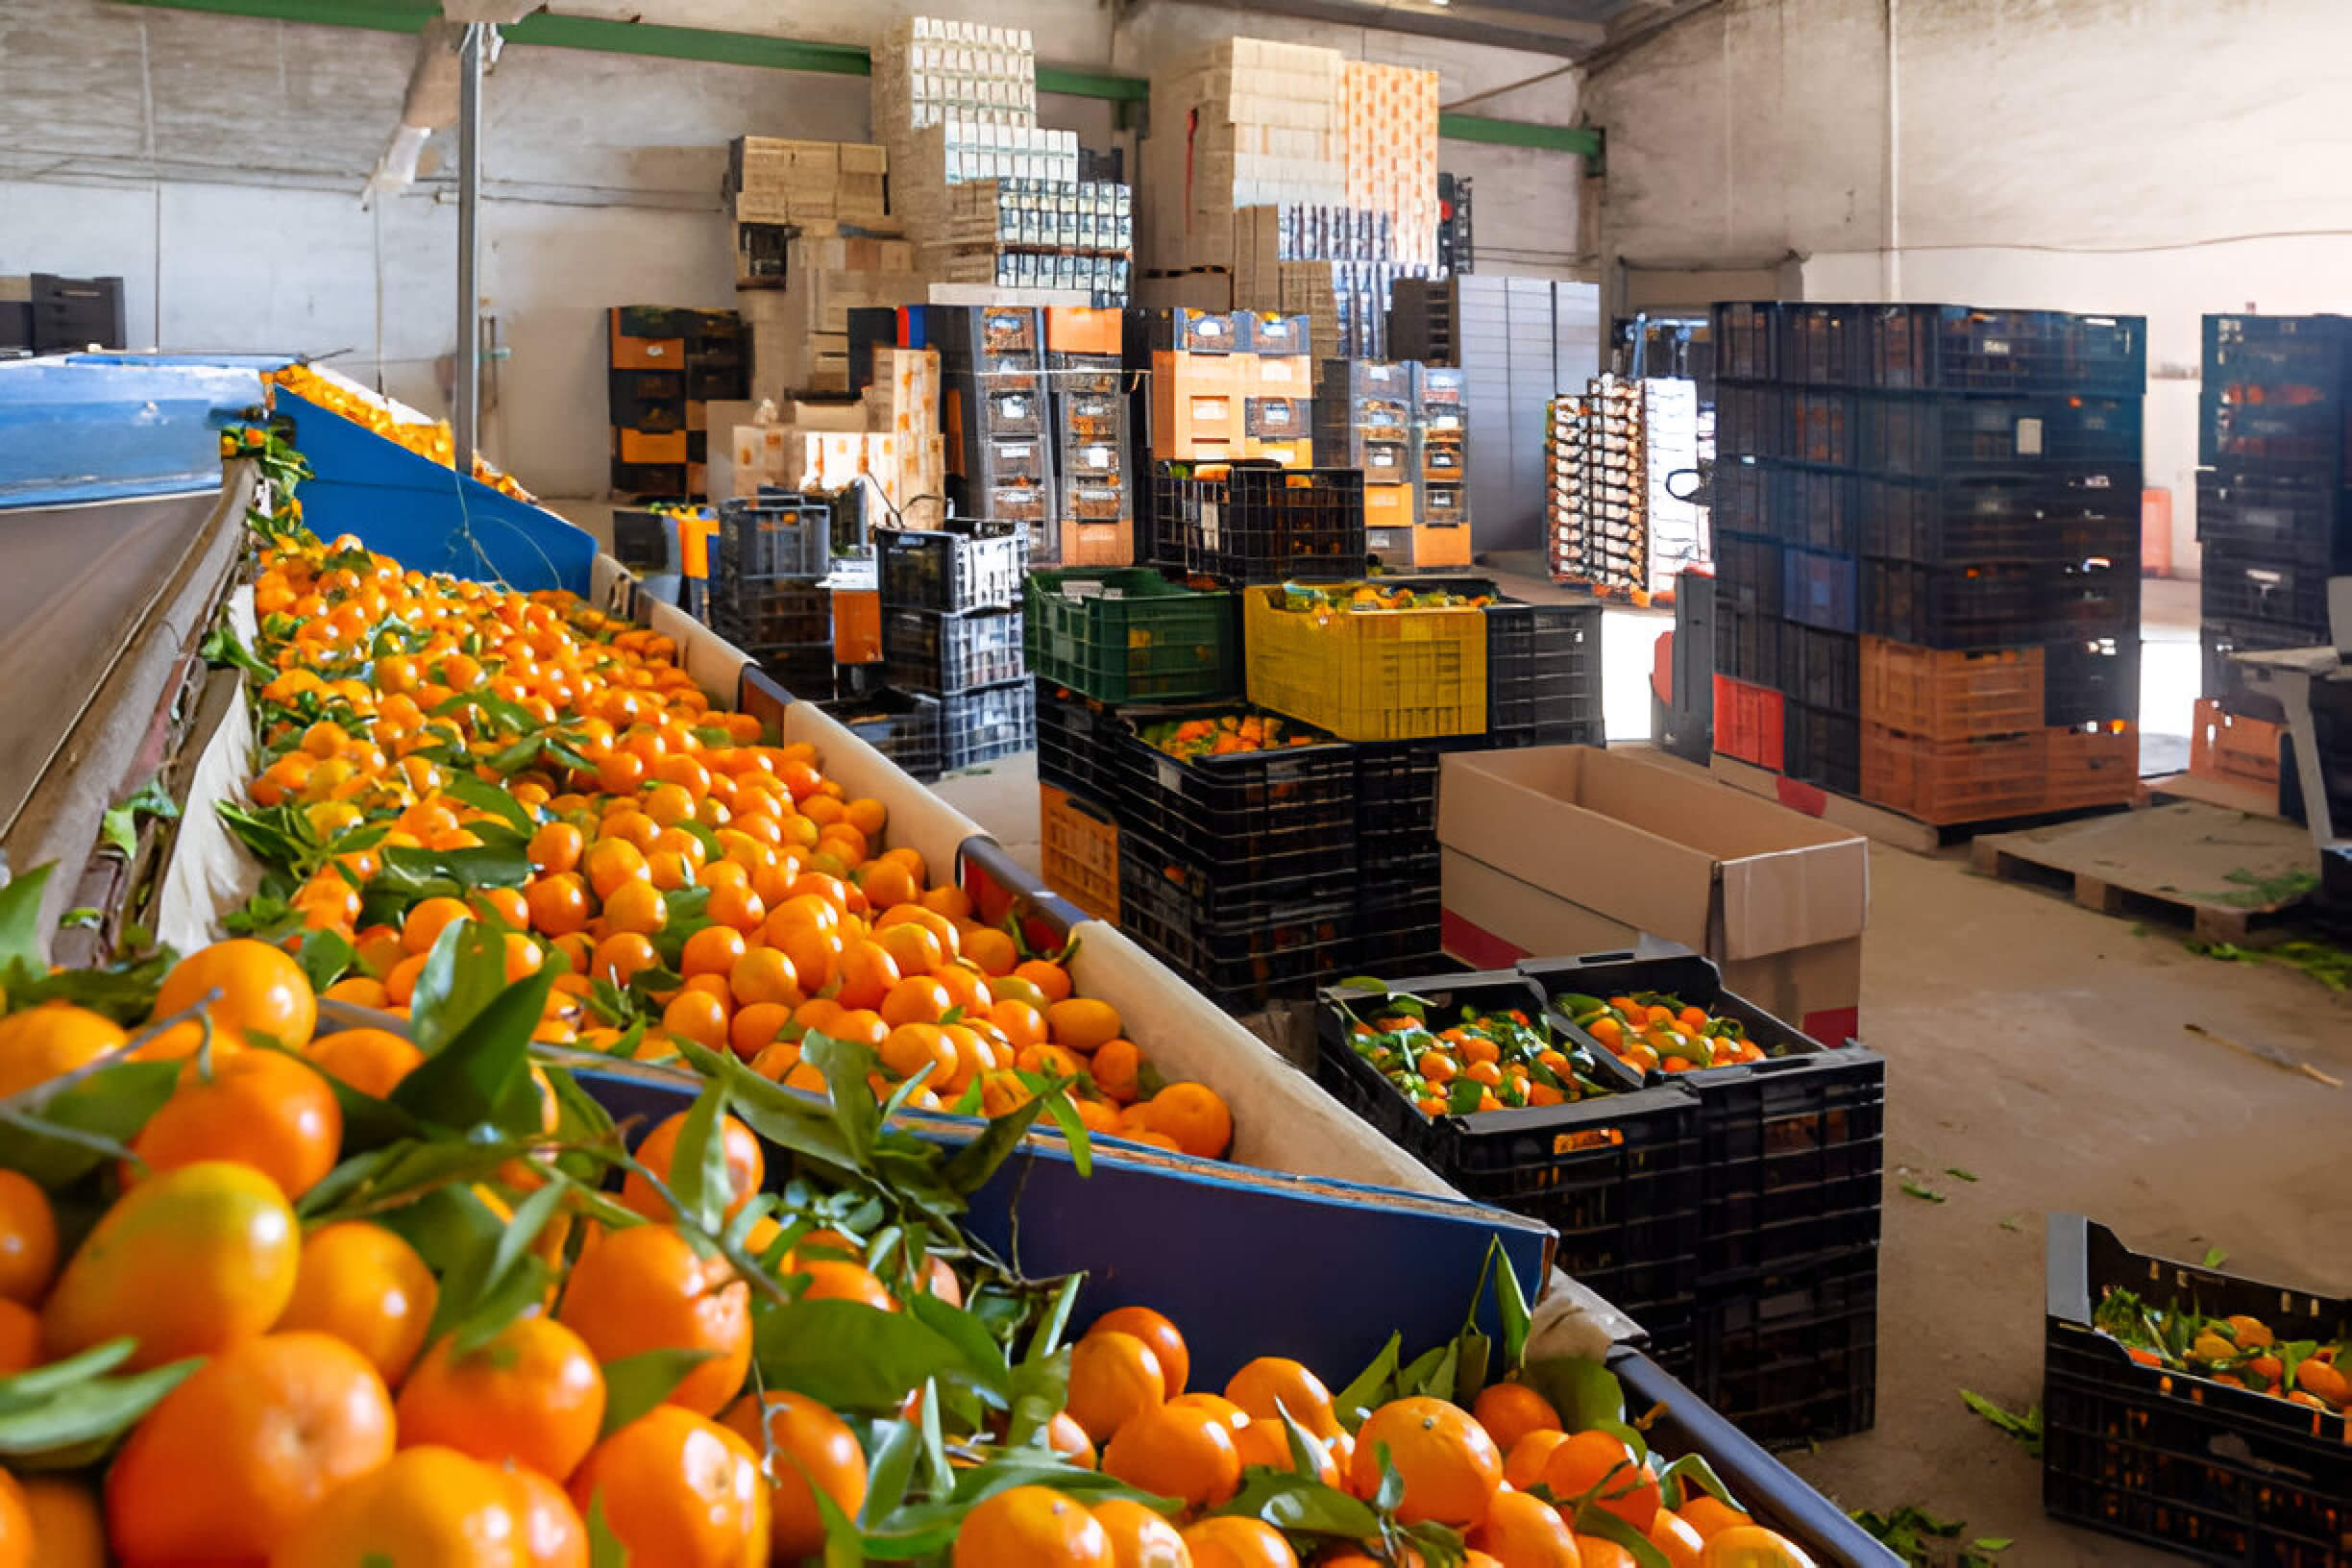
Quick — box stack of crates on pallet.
[1314,359,1415,554]
[877,526,1034,770]
[608,306,749,501]
[2196,313,2351,723]
[709,489,836,698]
[1042,307,1134,567]
[1125,306,1319,563]
[1711,301,2146,821]
[1316,953,1884,1447]
[938,306,1053,538]
[1411,365,1472,566]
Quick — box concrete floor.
[562,496,2339,1557]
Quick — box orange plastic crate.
[2188,698,2281,791]
[1859,637,2043,740]
[1861,725,2047,823]
[1712,675,1784,771]
[1039,784,1119,922]
[2046,723,2139,811]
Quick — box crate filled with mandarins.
[1314,970,1709,1363]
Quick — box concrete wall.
[0,0,1585,498]
[1583,0,2352,571]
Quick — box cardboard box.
[1438,747,1868,1042]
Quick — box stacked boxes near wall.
[1230,204,1425,362]
[0,274,126,353]
[1309,358,1469,568]
[707,489,837,699]
[1043,307,1134,566]
[609,306,748,501]
[2196,314,2350,723]
[1710,302,2145,821]
[878,525,1034,772]
[726,137,913,402]
[938,305,1053,541]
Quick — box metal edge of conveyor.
[4,461,254,953]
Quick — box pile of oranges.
[1547,993,1770,1078]
[233,522,1232,1161]
[265,362,537,502]
[1338,1002,1608,1119]
[1140,712,1326,759]
[2095,1290,2351,1412]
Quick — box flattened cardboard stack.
[1142,38,1344,274]
[740,254,919,400]
[1338,61,1440,271]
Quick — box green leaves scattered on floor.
[1959,1389,2045,1458]
[2191,868,2319,909]
[2185,930,2352,992]
[1850,1504,2013,1567]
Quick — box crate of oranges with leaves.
[0,857,1842,1565]
[1313,971,1711,1342]
[205,436,1234,1164]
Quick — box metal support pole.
[453,21,486,477]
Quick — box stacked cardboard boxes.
[724,138,889,228]
[1132,308,1311,471]
[1337,61,1441,272]
[740,248,919,401]
[918,178,1132,306]
[1142,39,1345,273]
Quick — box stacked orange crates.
[1046,306,1134,566]
[1857,639,2136,822]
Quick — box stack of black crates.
[878,526,1035,772]
[1312,953,1885,1451]
[2197,313,2350,719]
[1710,302,2145,816]
[938,306,1054,542]
[1030,443,1605,1011]
[607,306,749,501]
[708,489,835,700]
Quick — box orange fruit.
[396,1314,606,1481]
[276,1221,439,1385]
[1468,1487,1581,1567]
[1015,959,1073,1003]
[722,1391,868,1561]
[1090,1497,1188,1568]
[623,1110,767,1222]
[880,1021,957,1087]
[1090,1040,1142,1103]
[1232,1415,1340,1484]
[569,1406,769,1568]
[880,975,955,1028]
[105,1331,395,1563]
[42,1160,299,1370]
[792,1257,899,1311]
[875,919,947,979]
[1677,1496,1753,1541]
[1472,1382,1562,1456]
[602,878,668,937]
[1046,996,1122,1052]
[529,820,585,874]
[149,936,318,1051]
[130,1047,343,1198]
[0,1004,132,1090]
[1504,1428,1572,1490]
[1577,1540,1641,1568]
[1102,1400,1243,1508]
[526,872,593,937]
[1542,1429,1660,1532]
[1226,1357,1339,1439]
[1168,1392,1252,1433]
[267,1443,540,1565]
[1144,1083,1233,1160]
[0,1170,57,1305]
[963,926,1018,977]
[0,1299,36,1373]
[1090,1306,1190,1396]
[557,1224,749,1418]
[1066,1330,1167,1444]
[834,942,903,1012]
[1350,1396,1502,1529]
[505,1463,591,1567]
[729,1001,795,1061]
[662,989,730,1052]
[17,1476,103,1568]
[1652,1508,1707,1568]
[1047,1409,1098,1469]
[400,896,474,957]
[728,947,802,1008]
[592,931,661,987]
[307,1027,426,1098]
[953,1485,1112,1568]
[1701,1526,1817,1567]
[1179,1515,1297,1568]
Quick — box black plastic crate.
[817,689,942,783]
[2044,1213,2352,1567]
[1861,468,2141,567]
[2199,393,2352,478]
[610,460,690,500]
[1723,387,1860,468]
[745,642,834,701]
[1787,625,1861,714]
[1713,533,1783,619]
[1782,547,1858,632]
[2042,559,2141,641]
[1712,303,1780,383]
[2204,311,2352,392]
[1485,600,1605,747]
[718,494,831,579]
[2200,542,2337,631]
[1522,950,1885,1282]
[1694,1245,1879,1448]
[610,508,678,574]
[1864,559,2042,650]
[938,680,1034,772]
[1776,465,1861,554]
[882,607,1025,697]
[1868,306,2147,396]
[1108,708,1360,887]
[1712,459,1772,539]
[1122,851,1354,1011]
[712,577,830,649]
[1033,681,1120,798]
[1353,744,1442,867]
[1713,605,1786,691]
[1783,699,1861,796]
[2046,636,2142,726]
[1127,306,1238,355]
[1777,304,1867,387]
[2195,467,2352,573]
[1859,392,2144,477]
[1315,972,1703,1328]
[1151,460,1366,583]
[1355,881,1445,975]
[931,305,1042,367]
[877,527,1024,613]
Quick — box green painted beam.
[117,0,1595,150]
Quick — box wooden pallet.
[1970,800,2315,943]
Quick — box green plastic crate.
[1026,568,1240,703]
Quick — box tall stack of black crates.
[939,307,1054,542]
[708,489,835,700]
[2197,313,2351,720]
[878,527,1036,772]
[1711,302,2145,815]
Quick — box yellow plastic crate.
[1242,586,1488,740]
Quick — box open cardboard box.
[1439,746,1868,1043]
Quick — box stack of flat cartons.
[1142,39,1345,274]
[863,346,950,528]
[1337,62,1441,271]
[725,138,891,227]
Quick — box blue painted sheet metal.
[0,354,270,508]
[580,1067,1551,1390]
[272,386,595,595]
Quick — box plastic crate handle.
[2045,1211,2094,1325]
